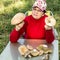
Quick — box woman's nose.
[35,10,38,14]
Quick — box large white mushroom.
[45,16,56,27]
[11,13,26,25]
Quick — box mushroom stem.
[44,53,50,60]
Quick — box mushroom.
[39,50,44,56]
[18,45,28,56]
[45,16,56,27]
[24,51,31,58]
[30,49,39,56]
[26,45,33,50]
[11,13,26,25]
[44,49,53,54]
[36,44,48,51]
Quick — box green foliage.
[0,0,35,54]
[0,0,34,34]
[3,0,12,7]
[47,0,60,12]
[0,34,9,53]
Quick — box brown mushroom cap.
[11,13,26,25]
[27,45,33,50]
[39,50,44,56]
[30,49,39,56]
[18,45,28,56]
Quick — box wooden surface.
[0,39,58,60]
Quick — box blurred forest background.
[0,0,60,58]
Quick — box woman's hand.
[15,21,24,31]
[45,16,56,30]
[44,25,52,30]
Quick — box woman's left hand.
[44,16,56,30]
[44,25,52,30]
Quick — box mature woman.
[10,0,55,44]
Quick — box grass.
[0,0,33,54]
[0,34,9,53]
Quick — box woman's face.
[32,7,44,19]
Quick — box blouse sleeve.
[45,28,55,44]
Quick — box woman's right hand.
[15,21,24,31]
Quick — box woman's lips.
[34,14,38,16]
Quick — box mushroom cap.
[45,16,56,27]
[18,45,28,56]
[36,44,48,51]
[11,13,26,25]
[30,49,39,56]
[27,45,33,50]
[39,50,44,56]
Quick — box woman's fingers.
[45,16,56,27]
[15,21,24,31]
[44,25,52,30]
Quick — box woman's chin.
[33,16,39,20]
[34,17,40,20]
